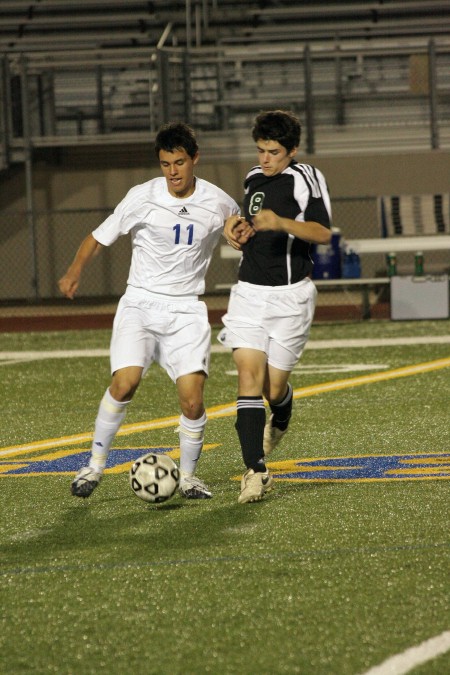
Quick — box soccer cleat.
[179,475,212,499]
[71,466,102,498]
[263,414,288,456]
[238,468,273,504]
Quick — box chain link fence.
[1,198,448,323]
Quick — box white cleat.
[238,468,273,504]
[179,475,212,499]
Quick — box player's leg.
[71,366,142,498]
[218,282,274,502]
[160,299,212,499]
[72,292,155,498]
[263,366,293,456]
[262,278,317,456]
[233,347,273,504]
[90,366,142,472]
[175,371,211,499]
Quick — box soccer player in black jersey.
[219,109,332,503]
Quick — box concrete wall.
[4,144,449,210]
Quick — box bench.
[220,235,450,261]
[347,235,450,254]
[218,234,450,319]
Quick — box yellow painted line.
[290,356,450,399]
[399,457,450,465]
[258,476,450,483]
[0,415,180,457]
[1,356,449,459]
[385,467,450,475]
[0,464,29,472]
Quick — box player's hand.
[224,216,254,250]
[58,272,79,300]
[252,209,282,232]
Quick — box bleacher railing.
[2,37,449,164]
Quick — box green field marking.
[1,355,449,460]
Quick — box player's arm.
[223,214,255,250]
[58,233,104,299]
[252,209,331,244]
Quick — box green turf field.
[1,319,449,674]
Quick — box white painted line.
[0,348,109,363]
[304,336,450,350]
[214,335,450,353]
[0,335,450,364]
[360,630,450,675]
[225,363,389,376]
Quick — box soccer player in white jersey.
[59,122,239,499]
[219,110,332,504]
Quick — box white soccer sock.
[88,388,130,473]
[177,412,207,477]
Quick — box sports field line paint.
[1,333,450,364]
[1,356,449,458]
[360,630,450,675]
[290,356,450,399]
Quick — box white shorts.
[110,287,211,382]
[218,279,317,371]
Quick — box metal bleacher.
[2,1,447,52]
[0,0,450,168]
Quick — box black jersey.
[239,161,332,286]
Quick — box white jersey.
[92,176,239,296]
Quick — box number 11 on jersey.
[173,223,194,245]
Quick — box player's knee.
[110,375,140,402]
[180,399,204,419]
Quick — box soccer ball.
[129,453,180,504]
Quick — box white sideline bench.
[218,235,450,319]
[345,235,450,254]
[220,235,450,260]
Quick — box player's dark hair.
[154,122,199,159]
[252,110,301,152]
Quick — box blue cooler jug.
[342,250,361,278]
[312,227,341,279]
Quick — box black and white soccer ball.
[129,453,180,504]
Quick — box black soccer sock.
[269,383,293,432]
[235,397,267,472]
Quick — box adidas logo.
[178,206,189,215]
